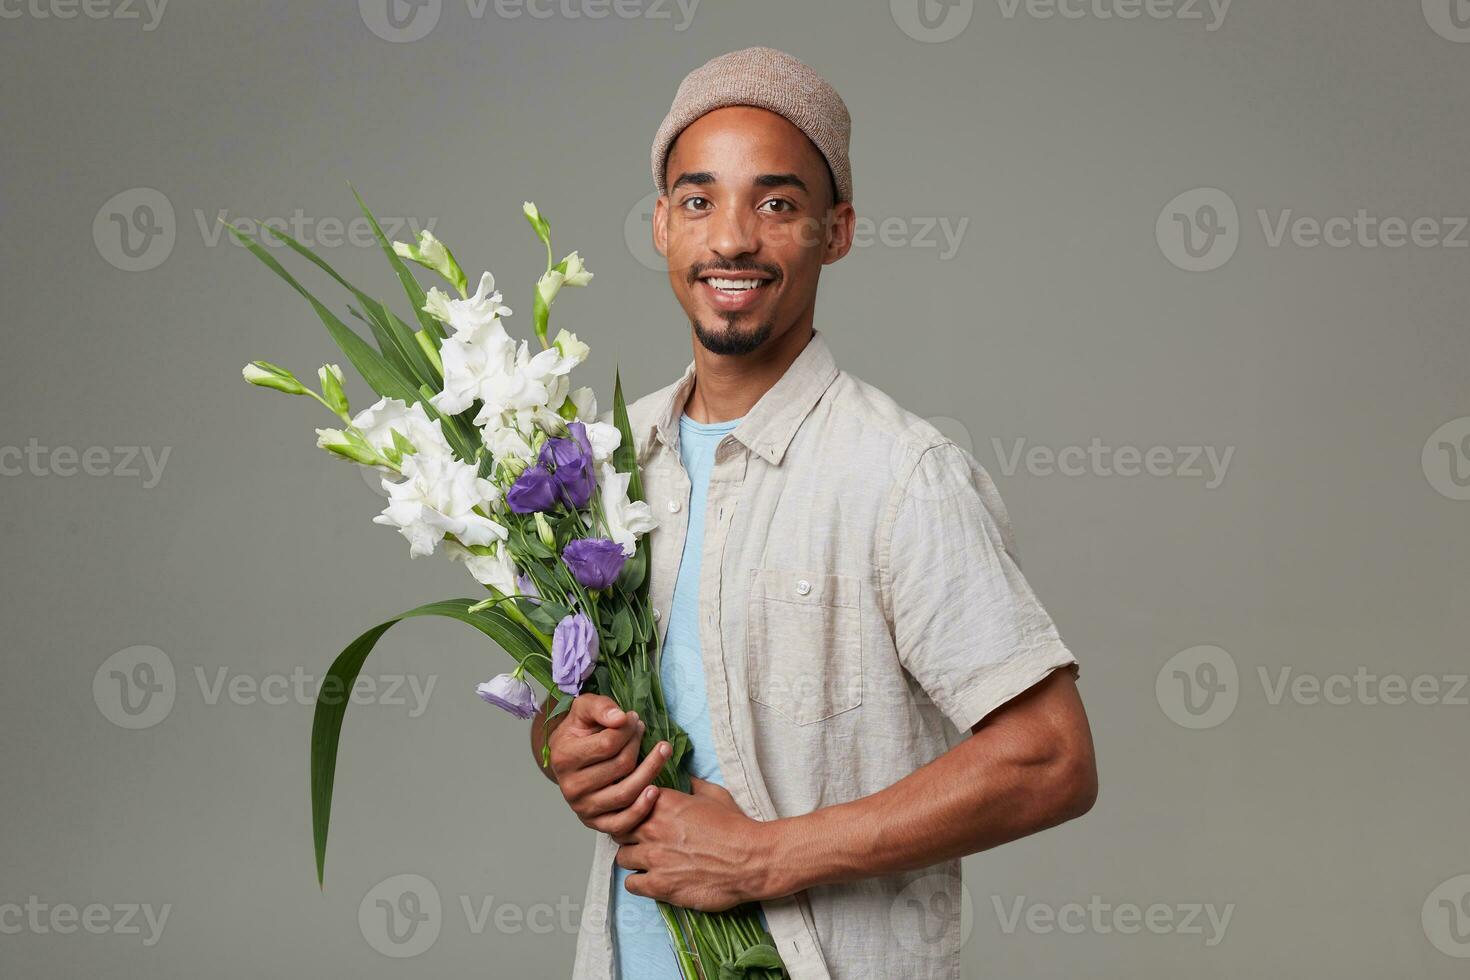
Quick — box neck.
[683,319,815,424]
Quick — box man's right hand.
[545,694,672,837]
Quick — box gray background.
[3,0,1468,976]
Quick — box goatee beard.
[693,315,775,356]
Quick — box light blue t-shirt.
[611,411,765,978]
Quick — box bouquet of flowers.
[231,190,786,979]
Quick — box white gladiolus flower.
[444,540,520,594]
[597,461,658,557]
[422,271,512,342]
[582,421,622,463]
[432,328,518,416]
[552,329,590,371]
[568,386,597,420]
[559,251,593,288]
[350,397,454,461]
[373,454,507,558]
[535,268,565,308]
[482,423,536,461]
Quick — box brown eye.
[760,199,794,214]
[682,196,710,212]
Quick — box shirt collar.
[642,327,840,468]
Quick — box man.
[530,46,1097,979]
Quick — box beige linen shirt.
[578,327,1079,980]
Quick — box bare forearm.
[759,670,1095,899]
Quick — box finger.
[569,723,645,805]
[583,740,670,815]
[570,694,629,732]
[560,715,642,771]
[623,871,660,900]
[615,844,649,872]
[597,785,660,840]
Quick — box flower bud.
[243,361,307,395]
[318,364,350,418]
[534,512,556,550]
[394,230,468,297]
[557,251,593,288]
[315,428,380,466]
[536,269,566,308]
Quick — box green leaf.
[257,224,441,390]
[225,223,421,405]
[311,598,549,886]
[719,944,785,979]
[350,185,445,341]
[611,607,633,656]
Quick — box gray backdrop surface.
[2,1,1468,976]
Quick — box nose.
[705,203,759,262]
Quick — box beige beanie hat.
[651,46,853,204]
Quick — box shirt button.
[652,607,661,621]
[796,579,812,596]
[667,499,681,513]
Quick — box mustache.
[687,262,782,284]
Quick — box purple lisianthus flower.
[551,611,599,696]
[552,455,596,509]
[507,465,559,514]
[538,422,597,509]
[515,572,542,605]
[562,537,627,590]
[539,421,592,468]
[476,673,538,720]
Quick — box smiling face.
[653,105,855,356]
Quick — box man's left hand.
[613,777,776,911]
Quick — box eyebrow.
[669,171,810,195]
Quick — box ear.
[653,194,670,259]
[822,201,857,265]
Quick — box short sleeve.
[884,441,1078,732]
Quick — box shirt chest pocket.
[745,567,863,726]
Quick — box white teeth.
[705,277,764,291]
